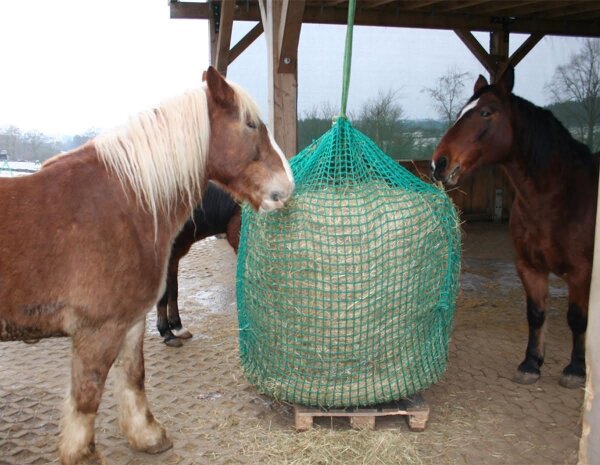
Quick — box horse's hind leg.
[115,317,172,453]
[157,288,182,347]
[166,256,192,340]
[560,274,589,388]
[59,325,126,465]
[514,261,549,385]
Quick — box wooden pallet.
[294,395,429,432]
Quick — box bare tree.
[298,101,340,150]
[422,66,471,128]
[301,101,338,121]
[0,126,22,159]
[546,39,600,150]
[22,130,54,161]
[357,88,404,148]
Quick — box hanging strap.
[339,0,356,119]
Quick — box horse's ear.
[474,75,488,93]
[205,66,235,107]
[497,65,515,95]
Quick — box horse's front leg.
[59,325,126,465]
[560,272,589,388]
[115,317,172,453]
[514,260,549,385]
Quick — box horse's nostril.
[437,156,448,171]
[431,156,448,182]
[270,191,283,202]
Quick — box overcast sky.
[0,0,589,136]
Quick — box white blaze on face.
[454,98,480,126]
[267,128,295,187]
[256,128,296,212]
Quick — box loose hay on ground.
[240,426,424,465]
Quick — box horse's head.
[203,67,294,212]
[431,66,515,186]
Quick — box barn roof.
[171,0,600,38]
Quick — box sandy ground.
[0,222,584,465]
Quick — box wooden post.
[208,1,219,66]
[259,0,303,158]
[214,0,235,76]
[489,29,509,83]
[579,179,600,464]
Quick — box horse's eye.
[480,110,492,117]
[247,121,257,129]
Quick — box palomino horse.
[0,66,294,465]
[157,182,241,347]
[431,65,598,389]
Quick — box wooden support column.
[214,0,235,76]
[259,0,304,158]
[208,2,219,66]
[489,29,509,82]
[579,171,600,465]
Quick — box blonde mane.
[94,88,210,232]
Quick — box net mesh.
[236,117,461,407]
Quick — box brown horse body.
[432,66,598,389]
[0,67,293,465]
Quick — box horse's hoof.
[80,453,108,465]
[164,337,183,348]
[513,370,540,385]
[172,328,193,339]
[559,373,585,389]
[141,434,173,455]
[63,451,107,465]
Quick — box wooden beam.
[300,7,600,37]
[170,1,211,19]
[508,33,544,68]
[454,29,494,75]
[398,0,445,11]
[364,0,397,8]
[215,0,235,76]
[545,3,600,20]
[278,0,305,73]
[170,2,600,38]
[228,22,264,65]
[435,1,498,13]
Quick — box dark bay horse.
[0,66,294,465]
[157,182,241,347]
[431,66,598,389]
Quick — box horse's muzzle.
[431,156,460,186]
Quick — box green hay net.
[236,117,461,407]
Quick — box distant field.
[0,160,40,177]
